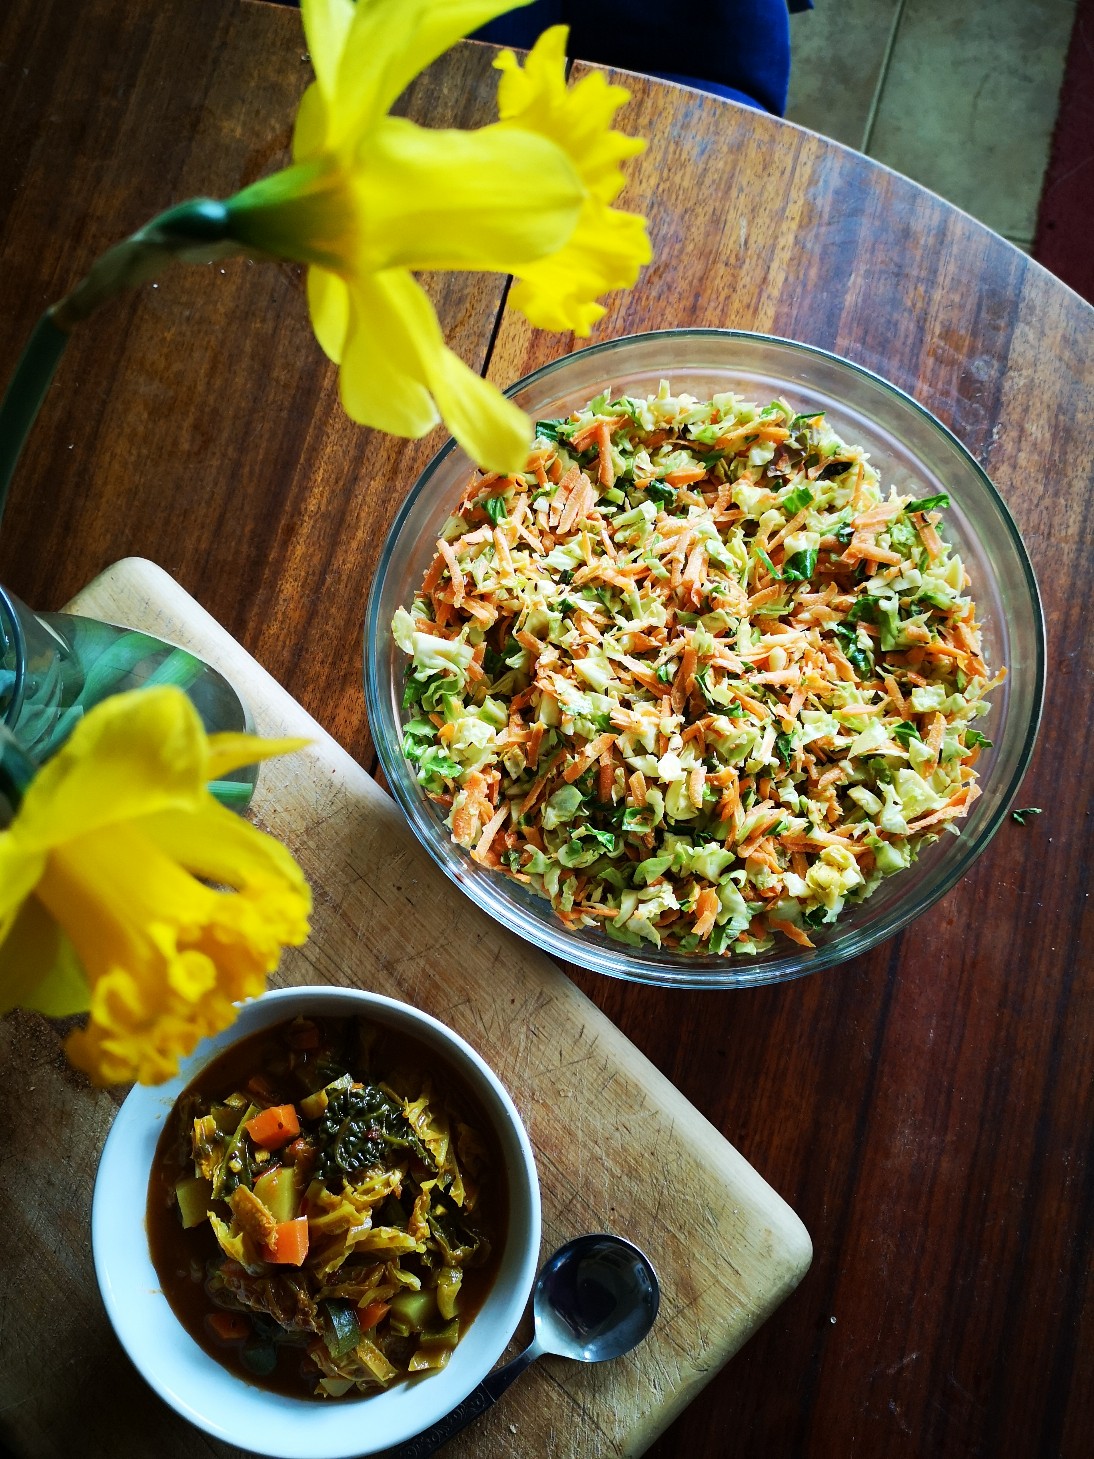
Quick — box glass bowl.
[364,330,1045,989]
[92,986,542,1459]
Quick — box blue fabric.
[474,0,799,116]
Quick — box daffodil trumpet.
[0,686,312,1086]
[0,0,650,512]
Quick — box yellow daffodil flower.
[0,687,311,1086]
[225,0,651,473]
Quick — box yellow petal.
[338,273,441,438]
[205,733,310,781]
[140,798,312,940]
[332,0,536,145]
[299,0,357,103]
[0,687,312,1085]
[491,26,651,333]
[496,29,646,204]
[240,112,587,293]
[307,266,350,362]
[343,270,532,473]
[13,688,205,855]
[355,117,582,273]
[292,80,330,163]
[0,896,88,1017]
[37,818,305,1086]
[509,201,652,335]
[419,329,533,475]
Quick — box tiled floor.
[787,0,1078,251]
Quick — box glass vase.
[0,585,257,811]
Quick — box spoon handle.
[380,1342,541,1458]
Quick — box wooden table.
[1,1,1091,1455]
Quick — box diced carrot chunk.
[245,1104,301,1150]
[262,1216,309,1266]
[357,1300,391,1332]
[207,1310,251,1342]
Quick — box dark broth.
[147,1014,508,1400]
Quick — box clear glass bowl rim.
[365,328,1046,989]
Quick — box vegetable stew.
[147,1015,506,1400]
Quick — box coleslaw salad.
[393,385,1004,957]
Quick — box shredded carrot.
[693,888,719,939]
[768,917,815,949]
[472,802,509,863]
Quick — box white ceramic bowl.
[92,986,542,1459]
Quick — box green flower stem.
[0,315,68,529]
[207,779,257,807]
[0,198,240,532]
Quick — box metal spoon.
[385,1233,660,1458]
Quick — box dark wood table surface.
[1,1,1091,1456]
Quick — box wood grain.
[1,2,1093,1457]
[0,558,811,1458]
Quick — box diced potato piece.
[175,1176,213,1230]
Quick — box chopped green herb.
[1011,807,1042,826]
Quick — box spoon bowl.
[532,1234,660,1363]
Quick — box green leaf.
[416,745,462,782]
[833,623,873,678]
[482,644,507,679]
[781,548,817,582]
[905,493,950,514]
[483,494,507,525]
[845,596,878,625]
[965,729,993,750]
[645,480,676,506]
[891,720,923,748]
[400,718,437,763]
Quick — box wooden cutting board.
[0,558,810,1459]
